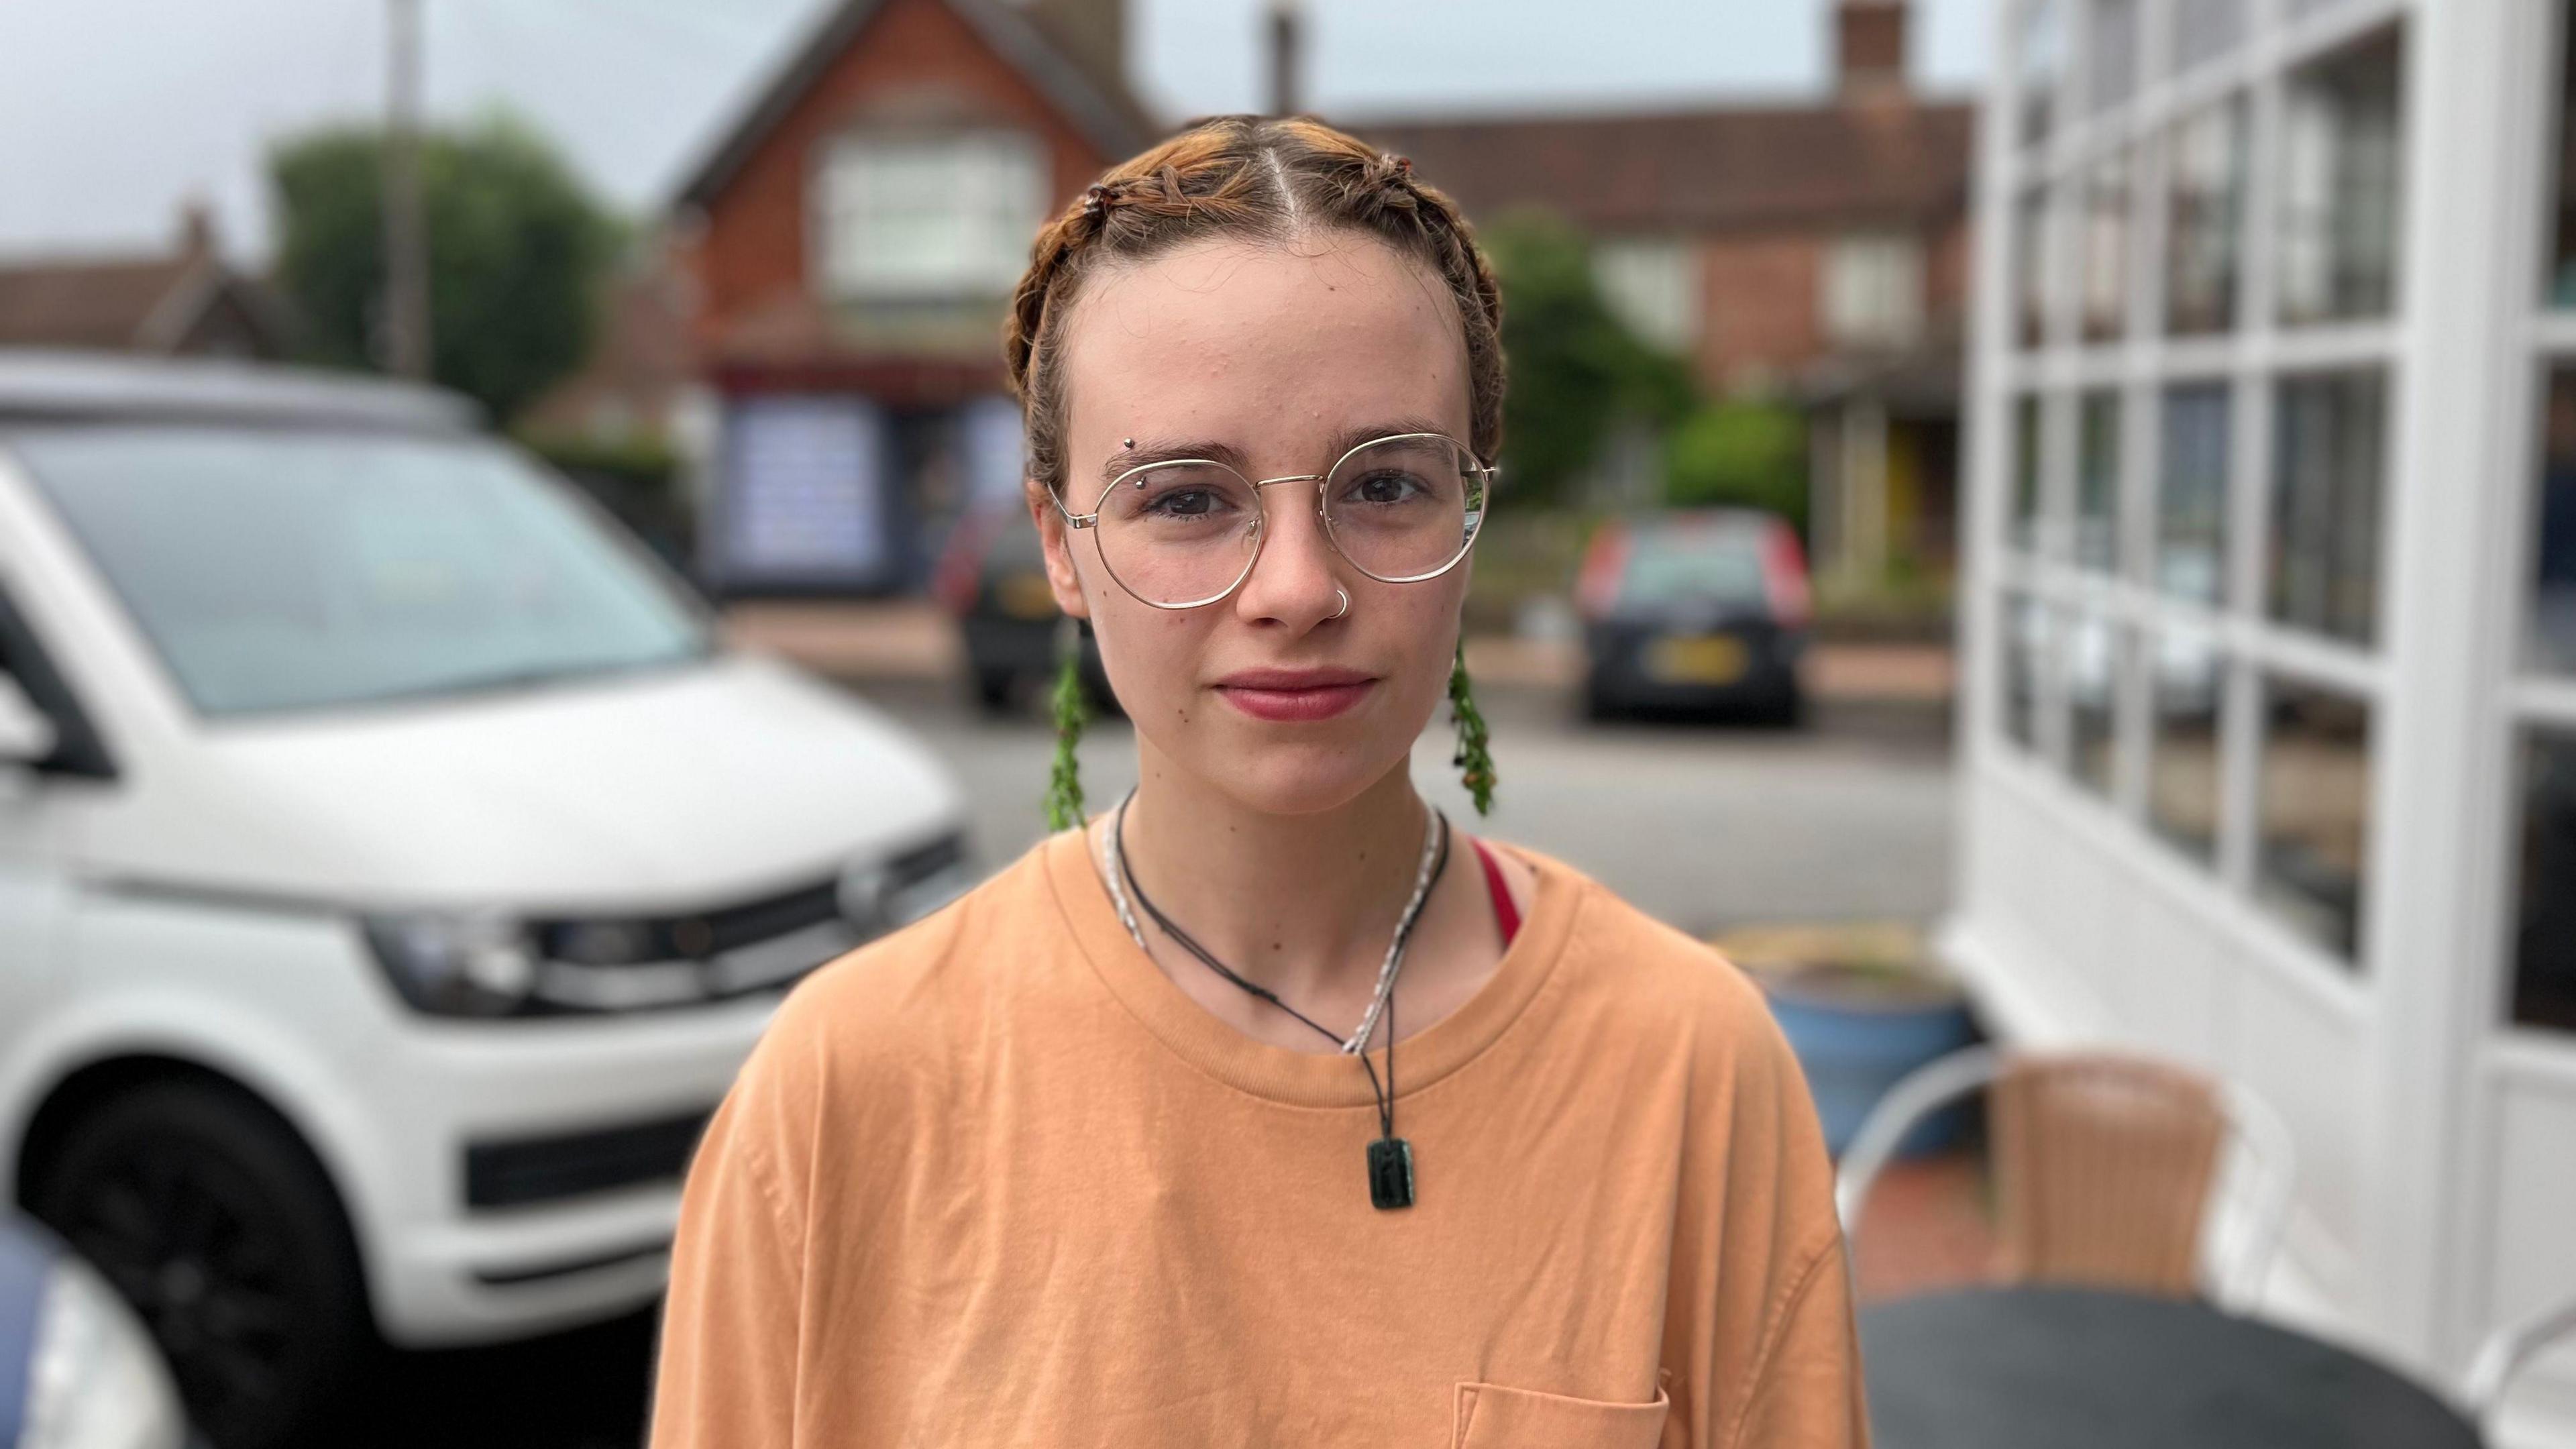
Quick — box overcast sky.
[0,0,1990,262]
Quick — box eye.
[1144,486,1224,519]
[1343,469,1426,507]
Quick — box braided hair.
[1003,115,1506,496]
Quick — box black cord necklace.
[1113,802,1449,1210]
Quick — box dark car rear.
[934,506,1112,714]
[1574,511,1811,724]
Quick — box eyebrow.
[1099,417,1458,487]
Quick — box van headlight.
[362,910,537,1017]
[19,1247,191,1449]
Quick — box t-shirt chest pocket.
[1451,1381,1672,1448]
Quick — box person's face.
[1030,230,1477,816]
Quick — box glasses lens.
[1091,462,1263,606]
[1323,435,1484,582]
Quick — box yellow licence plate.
[1646,635,1749,684]
[998,572,1059,620]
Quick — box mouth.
[1211,667,1379,722]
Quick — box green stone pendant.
[1366,1136,1415,1210]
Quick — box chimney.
[1020,0,1128,113]
[1267,0,1303,117]
[176,199,219,263]
[1835,0,1909,99]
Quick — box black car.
[1574,510,1811,724]
[935,506,1114,714]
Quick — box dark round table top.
[1860,1286,2483,1449]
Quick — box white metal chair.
[1834,1046,2298,1311]
[2463,1295,2576,1432]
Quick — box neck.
[1116,747,1430,1010]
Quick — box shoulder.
[730,835,1065,1131]
[1504,843,1807,1094]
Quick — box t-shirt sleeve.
[1727,1237,1870,1449]
[649,1041,810,1448]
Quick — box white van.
[0,353,969,1447]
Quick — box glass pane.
[2165,98,2247,335]
[2002,594,2048,752]
[2013,394,2046,553]
[2078,391,2121,572]
[2017,188,2053,349]
[2150,633,2225,862]
[2088,0,2141,114]
[2081,152,2131,342]
[2512,727,2576,1031]
[2255,677,2372,964]
[2277,28,2404,325]
[2159,384,2231,605]
[2171,0,2247,74]
[2549,9,2576,307]
[2533,367,2576,672]
[2270,371,2386,647]
[2069,614,2125,798]
[2023,1,2068,147]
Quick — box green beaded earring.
[1043,616,1089,831]
[1448,642,1495,816]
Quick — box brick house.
[0,204,292,362]
[1358,0,1974,584]
[665,0,1154,595]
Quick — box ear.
[1026,478,1091,619]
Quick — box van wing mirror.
[0,673,59,766]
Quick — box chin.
[1204,737,1408,817]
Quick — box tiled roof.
[1354,97,1974,236]
[673,0,1157,210]
[0,255,200,350]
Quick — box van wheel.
[26,1081,373,1449]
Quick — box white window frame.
[1984,0,2414,995]
[810,128,1047,303]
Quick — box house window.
[2004,592,2047,753]
[2076,390,2121,573]
[817,131,1045,301]
[2512,728,2576,1031]
[2068,613,2127,798]
[2080,152,2131,342]
[2255,676,2371,963]
[2169,0,2246,76]
[1592,239,1701,354]
[2086,0,2141,115]
[2012,394,2046,553]
[1821,233,1925,351]
[2150,633,2226,863]
[2277,29,2403,326]
[2159,383,2230,606]
[2165,98,2247,336]
[2269,370,2387,649]
[2020,0,2068,148]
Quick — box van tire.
[25,1080,374,1449]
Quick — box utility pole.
[1266,0,1301,117]
[384,0,431,380]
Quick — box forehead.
[1055,232,1470,460]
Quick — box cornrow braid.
[1003,115,1506,499]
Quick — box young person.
[651,115,1868,1449]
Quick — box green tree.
[1664,398,1808,530]
[270,115,619,421]
[1483,211,1693,507]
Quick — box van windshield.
[11,427,715,717]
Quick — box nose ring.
[1332,586,1351,620]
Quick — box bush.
[1664,399,1807,529]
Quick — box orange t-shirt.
[650,828,1868,1449]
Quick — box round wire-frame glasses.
[1051,431,1497,610]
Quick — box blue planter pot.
[1763,977,1977,1159]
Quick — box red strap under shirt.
[1468,837,1521,947]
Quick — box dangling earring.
[1448,641,1495,816]
[1044,616,1089,831]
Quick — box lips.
[1212,667,1378,722]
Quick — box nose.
[1232,477,1346,631]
